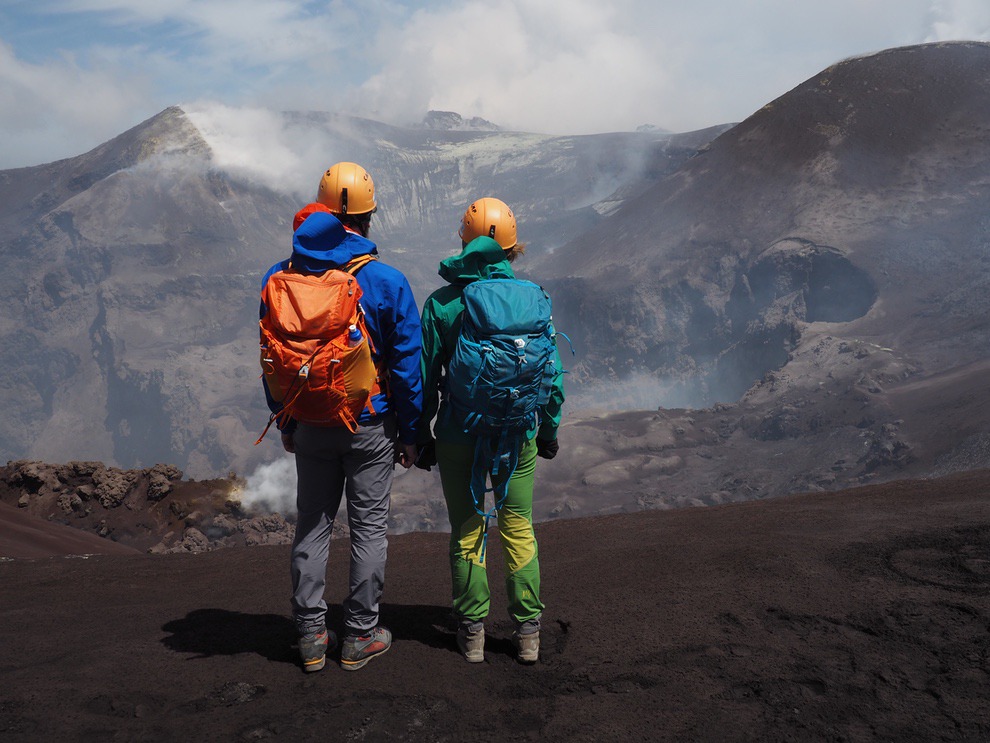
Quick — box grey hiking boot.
[456,624,485,663]
[340,626,392,671]
[513,630,539,664]
[299,627,336,673]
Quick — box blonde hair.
[504,242,526,262]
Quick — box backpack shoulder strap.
[343,254,377,275]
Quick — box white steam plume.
[237,457,297,515]
[183,102,347,199]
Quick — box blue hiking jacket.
[260,212,423,445]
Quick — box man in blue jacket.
[260,162,422,672]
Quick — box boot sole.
[302,656,326,672]
[340,643,390,671]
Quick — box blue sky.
[1,0,989,169]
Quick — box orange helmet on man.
[317,162,377,215]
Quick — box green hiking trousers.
[436,437,544,627]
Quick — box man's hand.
[536,437,559,460]
[396,442,417,469]
[281,432,295,453]
[415,439,437,471]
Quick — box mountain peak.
[419,110,501,132]
[65,106,211,176]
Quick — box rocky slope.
[529,42,990,507]
[0,460,292,555]
[541,42,990,401]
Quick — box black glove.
[416,438,437,470]
[536,437,559,460]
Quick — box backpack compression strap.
[343,254,389,413]
[254,341,329,444]
[468,429,524,563]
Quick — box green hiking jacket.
[418,236,566,447]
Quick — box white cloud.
[4,0,990,167]
[926,0,990,41]
[0,40,156,168]
[351,0,673,132]
[343,0,961,134]
[51,0,367,69]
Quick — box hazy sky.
[2,0,989,169]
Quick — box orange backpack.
[256,255,381,443]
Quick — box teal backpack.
[445,276,564,555]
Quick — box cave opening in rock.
[706,241,878,404]
[805,251,877,323]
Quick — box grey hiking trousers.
[290,416,396,637]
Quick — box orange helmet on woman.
[317,162,377,215]
[458,197,517,249]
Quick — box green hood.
[438,236,515,285]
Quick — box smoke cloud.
[183,102,345,200]
[236,457,297,516]
[180,102,391,200]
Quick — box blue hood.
[290,211,378,272]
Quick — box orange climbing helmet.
[458,197,517,249]
[316,162,377,215]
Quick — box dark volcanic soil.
[3,470,990,741]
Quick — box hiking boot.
[456,624,485,663]
[513,630,539,664]
[299,627,336,673]
[340,626,392,671]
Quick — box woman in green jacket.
[416,197,565,664]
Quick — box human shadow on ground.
[161,609,298,663]
[386,607,536,662]
[379,603,454,652]
[161,604,453,664]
